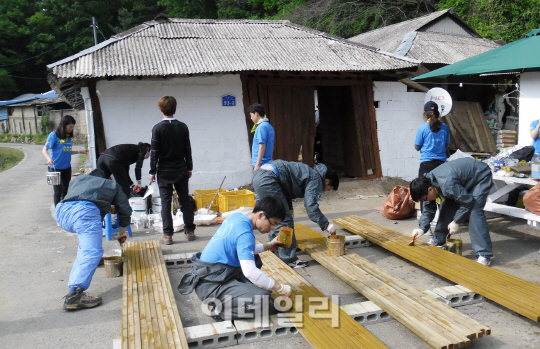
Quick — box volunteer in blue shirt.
[530,119,540,154]
[178,196,292,321]
[249,103,275,171]
[414,101,450,222]
[42,115,88,206]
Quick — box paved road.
[1,143,539,349]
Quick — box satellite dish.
[424,88,452,116]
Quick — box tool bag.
[382,185,415,220]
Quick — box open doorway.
[316,85,380,178]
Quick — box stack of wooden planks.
[122,241,189,349]
[442,101,497,154]
[335,215,540,322]
[259,248,389,349]
[294,224,489,349]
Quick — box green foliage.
[0,133,47,144]
[439,0,540,43]
[0,146,24,172]
[39,107,53,135]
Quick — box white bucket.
[47,171,61,185]
[152,197,162,213]
[129,197,147,215]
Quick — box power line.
[0,27,91,68]
[4,74,48,80]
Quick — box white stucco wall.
[373,81,425,181]
[518,72,540,147]
[96,74,252,192]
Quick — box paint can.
[151,197,162,213]
[277,227,293,248]
[129,197,147,218]
[104,256,123,277]
[47,168,61,185]
[446,238,462,256]
[327,235,345,256]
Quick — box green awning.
[412,29,540,80]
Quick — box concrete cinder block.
[184,321,237,349]
[163,252,196,268]
[234,315,300,345]
[430,285,485,307]
[344,235,371,248]
[340,301,391,324]
[373,90,393,102]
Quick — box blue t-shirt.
[415,122,450,162]
[199,213,255,267]
[530,120,540,154]
[252,119,275,167]
[45,131,73,170]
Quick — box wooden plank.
[294,224,489,349]
[334,216,540,322]
[259,246,389,349]
[140,242,161,348]
[467,109,484,151]
[122,245,129,349]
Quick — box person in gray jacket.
[409,158,494,266]
[251,160,339,268]
[55,169,132,310]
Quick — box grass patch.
[0,133,47,145]
[0,147,24,172]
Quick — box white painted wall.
[518,72,540,147]
[96,74,252,193]
[373,81,425,181]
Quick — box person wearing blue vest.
[42,115,88,206]
[249,104,275,171]
[414,101,450,233]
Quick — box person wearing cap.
[414,101,451,233]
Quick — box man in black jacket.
[55,169,132,310]
[149,96,195,244]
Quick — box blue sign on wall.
[222,95,236,107]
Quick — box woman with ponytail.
[414,101,450,228]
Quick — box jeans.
[157,170,195,236]
[251,170,297,264]
[49,166,71,207]
[55,201,103,290]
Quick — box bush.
[39,107,53,135]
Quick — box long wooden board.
[294,224,489,349]
[334,216,540,322]
[122,241,189,349]
[259,248,389,349]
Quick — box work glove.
[412,228,424,240]
[269,236,283,251]
[448,221,459,234]
[134,185,141,194]
[277,283,292,298]
[326,223,337,235]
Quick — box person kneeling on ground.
[55,169,132,310]
[177,196,292,320]
[409,157,494,266]
[251,160,340,268]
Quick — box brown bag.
[523,184,540,215]
[382,185,415,220]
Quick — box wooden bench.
[335,215,540,322]
[122,241,189,348]
[295,224,490,349]
[259,246,389,349]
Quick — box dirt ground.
[1,143,539,349]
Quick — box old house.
[47,18,421,189]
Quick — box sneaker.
[63,287,102,311]
[424,231,433,236]
[477,256,491,266]
[160,235,173,245]
[288,260,308,269]
[428,238,437,246]
[185,230,196,241]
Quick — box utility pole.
[91,17,98,46]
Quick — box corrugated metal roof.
[348,10,499,65]
[405,32,500,64]
[47,19,418,78]
[0,90,59,107]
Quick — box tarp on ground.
[412,29,540,80]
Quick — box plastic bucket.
[47,171,61,185]
[327,235,345,256]
[104,256,123,277]
[129,197,147,215]
[152,197,162,213]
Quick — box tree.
[438,0,540,43]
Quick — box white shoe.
[288,260,308,268]
[428,238,437,246]
[424,231,433,236]
[477,256,491,266]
